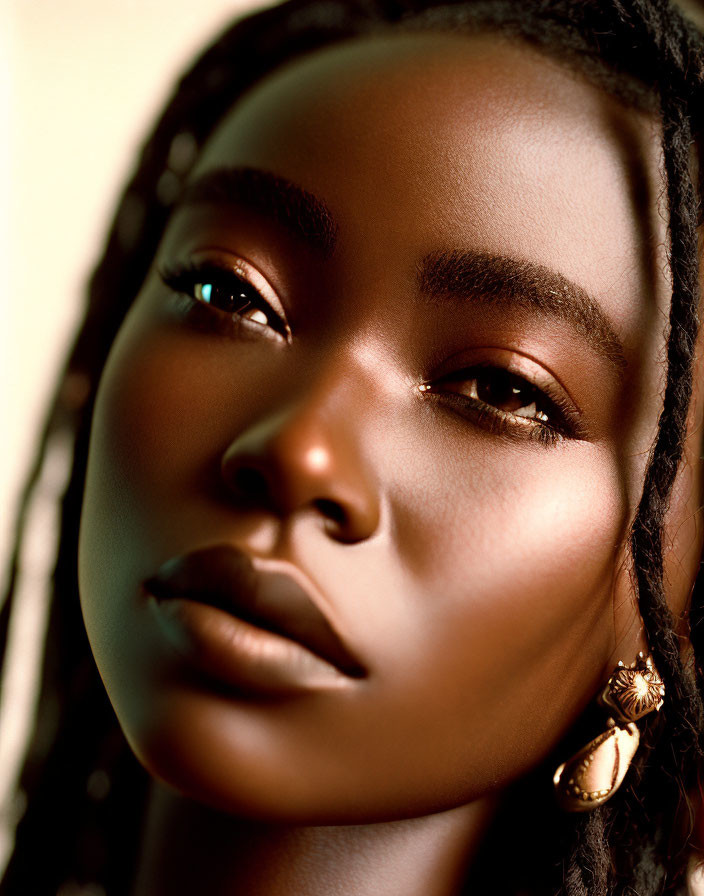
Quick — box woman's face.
[79,31,682,822]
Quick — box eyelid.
[160,248,291,339]
[419,349,587,442]
[429,347,582,417]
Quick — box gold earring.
[553,652,665,812]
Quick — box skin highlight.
[75,31,703,895]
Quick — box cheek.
[78,306,240,660]
[94,328,227,497]
[372,433,629,784]
[81,302,264,563]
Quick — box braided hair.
[1,1,703,894]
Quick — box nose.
[220,384,381,544]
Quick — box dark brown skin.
[78,32,704,896]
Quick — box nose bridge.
[250,346,373,458]
[220,348,381,542]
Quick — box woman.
[1,0,703,893]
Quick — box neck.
[131,782,497,896]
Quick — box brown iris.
[443,368,549,422]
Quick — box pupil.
[477,371,531,412]
[208,283,251,313]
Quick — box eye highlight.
[159,257,291,342]
[420,365,584,446]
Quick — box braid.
[564,810,612,896]
[1,2,703,894]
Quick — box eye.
[453,368,549,421]
[159,259,290,341]
[420,365,580,445]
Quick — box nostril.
[231,466,270,503]
[314,498,347,526]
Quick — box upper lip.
[143,544,365,678]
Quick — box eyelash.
[158,260,289,341]
[420,366,584,446]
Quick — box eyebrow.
[416,249,627,372]
[179,166,338,257]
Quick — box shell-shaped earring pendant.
[553,721,640,811]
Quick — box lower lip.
[147,594,353,696]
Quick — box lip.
[142,544,365,694]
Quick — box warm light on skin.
[78,31,694,839]
[305,446,329,473]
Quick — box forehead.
[189,31,667,341]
